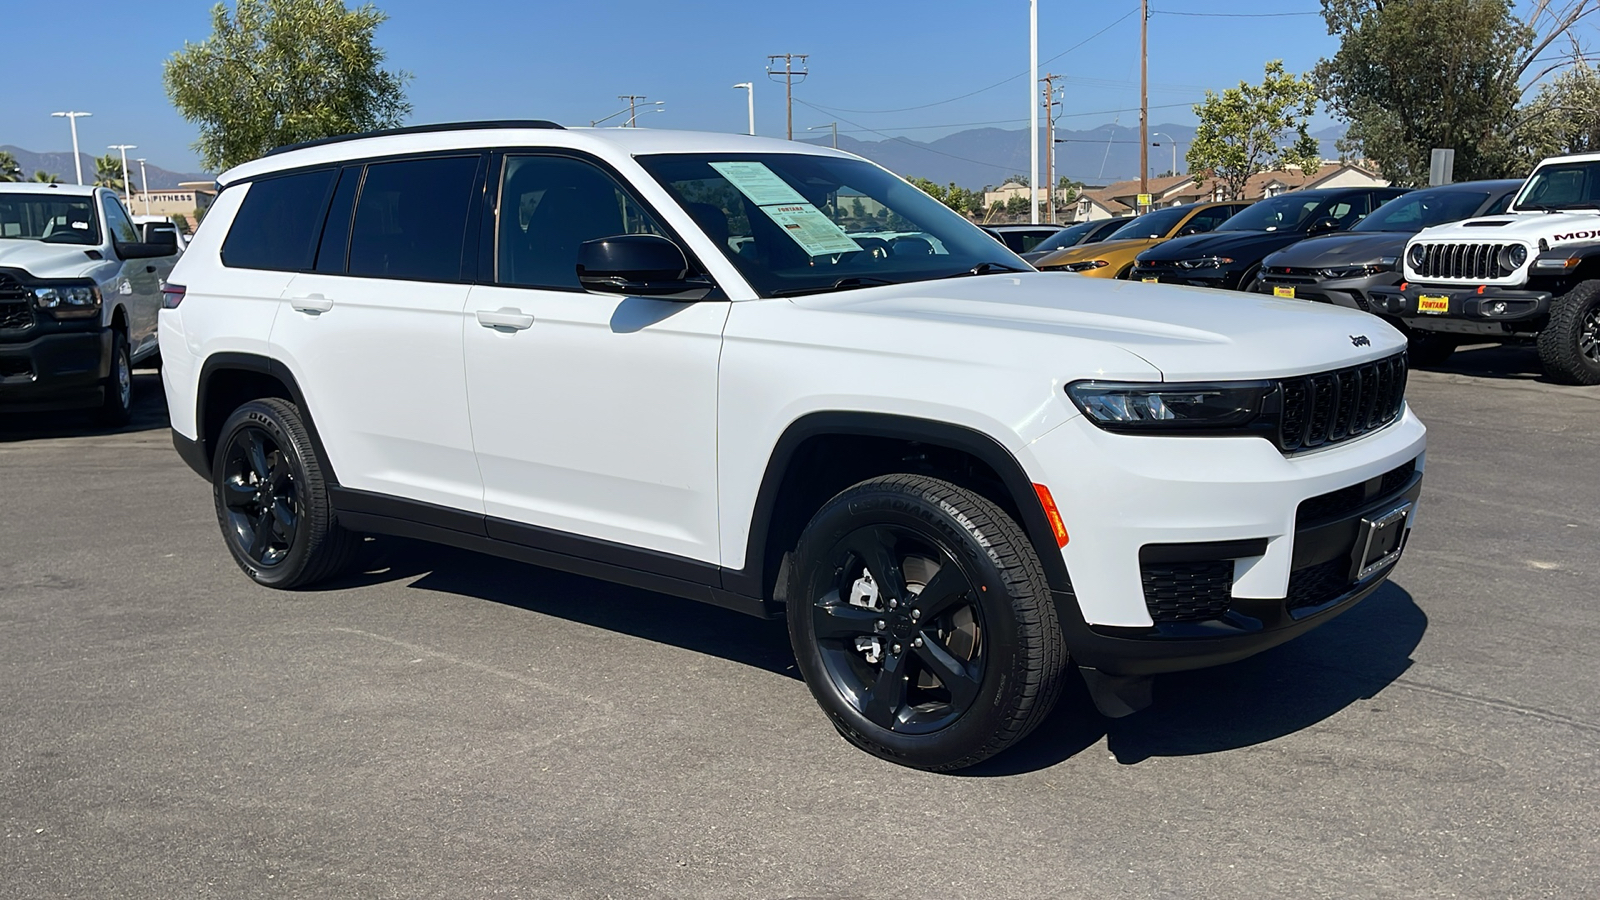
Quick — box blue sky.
[0,0,1458,174]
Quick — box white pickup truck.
[0,183,179,423]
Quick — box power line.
[805,7,1138,116]
[1151,7,1320,16]
[824,101,1198,136]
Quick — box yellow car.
[1032,201,1250,278]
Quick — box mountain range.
[1,145,209,189]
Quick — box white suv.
[160,121,1426,770]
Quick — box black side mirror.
[576,234,711,299]
[1177,225,1202,236]
[115,238,177,260]
[1308,216,1342,235]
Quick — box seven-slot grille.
[1277,352,1408,452]
[0,273,32,331]
[1409,242,1518,280]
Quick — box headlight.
[1066,380,1272,432]
[1173,256,1234,269]
[1318,260,1396,279]
[1407,244,1427,269]
[32,284,102,320]
[1498,244,1528,270]
[1062,260,1109,272]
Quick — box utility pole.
[766,54,809,140]
[618,94,647,127]
[1041,74,1060,223]
[1139,0,1149,207]
[109,144,136,201]
[1029,0,1039,224]
[51,111,92,184]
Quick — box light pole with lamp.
[590,101,664,127]
[732,83,754,135]
[135,159,150,215]
[806,122,837,149]
[51,111,92,184]
[109,144,137,202]
[1151,132,1179,178]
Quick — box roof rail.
[264,120,565,157]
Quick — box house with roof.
[1068,163,1389,221]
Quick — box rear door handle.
[476,308,534,330]
[291,294,333,313]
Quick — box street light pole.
[807,122,837,149]
[51,111,92,184]
[732,83,755,135]
[109,144,137,201]
[136,159,150,214]
[1151,132,1178,177]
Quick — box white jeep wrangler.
[0,183,178,423]
[160,122,1427,770]
[1373,151,1600,383]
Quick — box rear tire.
[1537,279,1600,385]
[786,474,1066,771]
[1406,331,1458,368]
[212,398,359,589]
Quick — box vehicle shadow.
[342,536,1427,774]
[0,369,169,441]
[1417,342,1548,382]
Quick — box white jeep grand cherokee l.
[160,121,1426,770]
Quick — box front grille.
[1263,267,1320,285]
[0,274,32,331]
[1296,458,1418,525]
[1277,352,1407,452]
[1410,242,1516,280]
[1142,560,1233,623]
[1286,558,1349,611]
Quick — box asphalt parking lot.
[2,348,1597,900]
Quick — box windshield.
[0,194,100,245]
[639,154,1027,297]
[1216,194,1330,233]
[1105,206,1189,241]
[1513,161,1600,211]
[1029,219,1107,253]
[1352,189,1489,232]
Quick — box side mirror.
[115,238,177,260]
[576,234,712,299]
[1308,216,1342,235]
[1177,225,1202,237]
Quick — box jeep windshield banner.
[710,161,863,257]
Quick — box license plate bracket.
[1351,502,1411,581]
[1273,285,1296,299]
[1417,294,1450,314]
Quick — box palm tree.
[0,151,21,182]
[31,170,62,183]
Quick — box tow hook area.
[1078,667,1154,718]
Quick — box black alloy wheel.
[788,474,1066,771]
[212,398,358,588]
[1538,279,1600,385]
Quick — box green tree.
[93,153,137,191]
[1187,60,1321,201]
[164,0,412,172]
[1002,194,1030,216]
[0,151,20,182]
[1521,60,1600,158]
[31,170,61,183]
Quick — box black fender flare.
[189,352,338,485]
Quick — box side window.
[314,166,361,273]
[347,156,480,282]
[496,155,668,289]
[1184,208,1228,233]
[101,194,138,244]
[221,169,337,271]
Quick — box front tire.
[786,474,1066,771]
[212,398,358,588]
[1537,279,1600,385]
[95,329,132,426]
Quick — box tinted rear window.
[221,169,337,271]
[347,156,479,282]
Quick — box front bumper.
[1130,264,1250,291]
[1367,284,1552,336]
[1029,408,1426,675]
[1252,271,1399,313]
[0,329,112,412]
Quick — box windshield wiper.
[938,261,1030,279]
[771,276,901,297]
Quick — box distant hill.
[1,145,210,189]
[800,122,1347,189]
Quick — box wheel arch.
[727,411,1071,604]
[193,352,337,483]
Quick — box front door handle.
[476,308,534,330]
[291,294,333,314]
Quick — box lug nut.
[913,637,923,648]
[875,619,886,632]
[909,609,921,621]
[888,598,898,609]
[892,644,902,654]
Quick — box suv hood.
[1137,229,1304,264]
[0,240,102,280]
[790,272,1404,381]
[1412,210,1600,247]
[1265,231,1405,268]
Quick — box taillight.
[160,283,186,309]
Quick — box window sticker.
[709,161,808,206]
[760,203,863,256]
